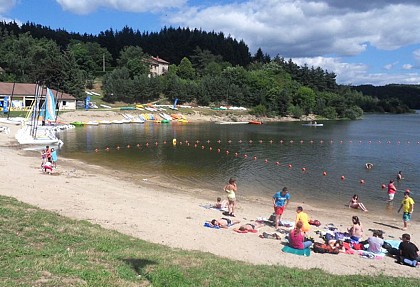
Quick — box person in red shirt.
[387,179,397,202]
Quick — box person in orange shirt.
[295,206,310,233]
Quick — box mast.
[6,82,16,120]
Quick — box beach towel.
[282,245,311,256]
[203,222,220,229]
[359,250,385,259]
[279,220,294,228]
[199,204,227,212]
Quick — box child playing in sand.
[214,197,227,210]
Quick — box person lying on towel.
[207,218,240,228]
[235,222,264,233]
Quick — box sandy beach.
[1,111,419,278]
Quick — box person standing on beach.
[272,187,290,229]
[51,148,58,168]
[224,178,237,217]
[398,191,415,230]
[387,180,397,202]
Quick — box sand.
[1,111,419,278]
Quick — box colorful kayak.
[70,121,85,126]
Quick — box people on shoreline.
[40,149,46,168]
[272,187,290,229]
[224,177,237,217]
[348,216,364,242]
[288,221,312,250]
[398,191,415,230]
[51,147,58,168]
[365,230,384,254]
[387,180,397,202]
[295,206,311,233]
[207,218,240,229]
[397,171,404,181]
[397,233,420,267]
[45,145,52,162]
[365,163,373,169]
[214,197,228,210]
[235,222,264,232]
[348,194,368,212]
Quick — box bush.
[287,105,303,119]
[250,104,267,116]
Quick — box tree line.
[0,21,415,119]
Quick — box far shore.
[1,114,419,278]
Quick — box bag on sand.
[312,242,339,254]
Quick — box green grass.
[0,196,418,287]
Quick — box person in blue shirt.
[272,187,290,229]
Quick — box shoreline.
[1,113,420,278]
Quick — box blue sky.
[1,0,420,86]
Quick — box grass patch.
[0,195,417,287]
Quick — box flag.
[3,96,9,113]
[44,88,56,121]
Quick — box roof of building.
[149,56,170,65]
[0,82,76,100]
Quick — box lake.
[58,111,420,220]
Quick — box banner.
[3,96,9,113]
[85,96,91,110]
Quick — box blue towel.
[282,245,311,256]
[204,222,220,229]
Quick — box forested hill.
[0,21,251,67]
[0,21,415,118]
[353,85,420,110]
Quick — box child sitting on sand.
[214,197,228,210]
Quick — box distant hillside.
[0,21,252,67]
[353,84,420,109]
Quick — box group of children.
[40,145,58,174]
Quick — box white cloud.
[402,64,413,70]
[291,56,420,85]
[384,62,399,70]
[0,0,17,14]
[414,49,420,62]
[56,0,186,15]
[166,1,420,58]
